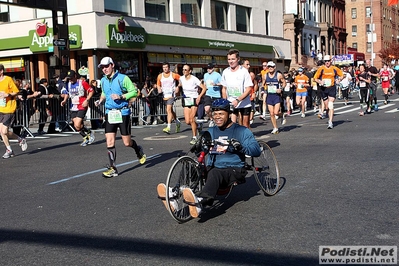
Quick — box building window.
[366,42,372,52]
[211,1,227,30]
[0,4,9,22]
[105,0,131,16]
[352,25,357,36]
[351,8,357,19]
[236,5,250,33]
[181,0,201,26]
[145,0,170,21]
[365,7,371,18]
[366,23,371,33]
[352,43,357,49]
[265,10,269,36]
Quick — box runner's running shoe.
[327,121,333,129]
[102,166,118,178]
[189,137,197,145]
[163,127,171,134]
[137,146,146,164]
[2,149,14,159]
[80,136,89,147]
[271,128,279,134]
[19,138,28,152]
[87,131,95,145]
[175,122,181,133]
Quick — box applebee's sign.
[106,24,146,49]
[29,24,82,52]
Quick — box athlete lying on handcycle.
[157,98,261,218]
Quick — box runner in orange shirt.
[313,55,343,129]
[294,68,310,118]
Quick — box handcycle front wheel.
[252,141,280,196]
[165,155,204,223]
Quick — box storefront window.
[211,1,227,30]
[104,0,131,16]
[236,5,250,33]
[145,0,170,22]
[181,0,201,26]
[113,52,140,82]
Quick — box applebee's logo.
[116,16,125,33]
[36,19,47,37]
[31,32,53,47]
[110,27,144,44]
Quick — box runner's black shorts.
[104,114,131,136]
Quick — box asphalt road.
[1,93,398,266]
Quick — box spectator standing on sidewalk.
[60,70,95,146]
[0,64,28,158]
[36,78,53,134]
[96,56,146,178]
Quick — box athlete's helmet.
[211,98,232,112]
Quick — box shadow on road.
[0,228,318,265]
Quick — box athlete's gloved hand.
[231,138,243,152]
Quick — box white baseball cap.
[323,55,331,61]
[98,56,114,68]
[267,61,276,67]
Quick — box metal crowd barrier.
[13,96,185,137]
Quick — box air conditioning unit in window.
[352,32,357,36]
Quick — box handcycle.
[162,131,280,223]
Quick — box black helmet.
[211,98,232,112]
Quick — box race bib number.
[383,77,389,81]
[0,98,6,107]
[108,109,123,124]
[359,81,366,88]
[227,87,241,97]
[268,85,277,93]
[322,79,332,87]
[72,96,80,105]
[184,97,195,106]
[284,83,290,92]
[209,137,229,155]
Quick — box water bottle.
[198,152,205,164]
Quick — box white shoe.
[55,127,62,132]
[301,112,305,118]
[152,120,158,125]
[87,131,95,145]
[327,121,333,129]
[19,138,28,152]
[281,115,287,125]
[271,128,279,134]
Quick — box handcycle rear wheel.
[252,141,280,196]
[165,155,204,223]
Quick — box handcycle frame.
[164,132,280,223]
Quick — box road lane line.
[47,153,161,185]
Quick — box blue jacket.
[100,71,137,115]
[207,123,261,168]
